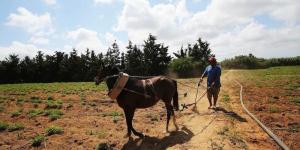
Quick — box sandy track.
[166,70,278,150]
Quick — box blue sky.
[0,0,299,60]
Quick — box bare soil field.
[231,66,300,150]
[1,67,298,149]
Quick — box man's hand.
[198,78,203,86]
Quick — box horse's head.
[94,65,120,85]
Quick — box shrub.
[31,135,45,147]
[45,100,62,109]
[27,109,44,118]
[169,57,195,78]
[10,109,23,117]
[44,109,63,120]
[7,123,24,132]
[45,126,63,136]
[16,99,24,105]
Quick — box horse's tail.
[173,80,179,111]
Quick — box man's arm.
[198,67,208,86]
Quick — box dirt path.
[167,70,278,150]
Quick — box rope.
[235,80,290,150]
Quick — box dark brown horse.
[95,66,179,138]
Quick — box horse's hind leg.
[124,108,144,138]
[165,103,172,133]
[171,108,179,131]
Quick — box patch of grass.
[29,96,41,104]
[27,109,44,118]
[47,96,54,100]
[101,111,122,117]
[290,98,300,106]
[45,99,63,109]
[0,121,8,131]
[0,105,4,112]
[45,125,63,136]
[222,94,230,102]
[16,99,24,105]
[44,109,63,120]
[269,106,280,113]
[31,135,45,147]
[86,130,107,139]
[10,109,23,117]
[7,123,24,132]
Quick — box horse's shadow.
[121,126,194,150]
[214,107,247,122]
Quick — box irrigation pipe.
[235,80,290,150]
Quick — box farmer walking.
[198,55,221,109]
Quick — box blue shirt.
[202,65,221,88]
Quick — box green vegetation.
[31,135,45,147]
[27,109,44,118]
[86,130,107,139]
[269,106,280,113]
[16,99,24,105]
[45,125,63,136]
[222,94,230,102]
[0,122,24,132]
[44,109,63,120]
[30,96,41,104]
[7,123,24,132]
[10,109,23,117]
[0,121,8,131]
[222,54,300,69]
[45,99,63,109]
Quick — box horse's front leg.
[124,108,144,138]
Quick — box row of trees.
[221,54,300,69]
[0,34,212,83]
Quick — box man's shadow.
[121,126,194,150]
[214,107,247,122]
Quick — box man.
[198,56,221,109]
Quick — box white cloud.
[29,36,49,45]
[6,7,54,35]
[0,41,49,60]
[66,28,104,53]
[42,0,56,5]
[94,0,119,4]
[116,0,300,59]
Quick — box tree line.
[221,54,300,69]
[0,34,212,83]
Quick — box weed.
[27,109,44,118]
[45,100,63,109]
[86,130,107,139]
[44,109,63,120]
[269,106,280,113]
[30,98,41,104]
[0,106,4,112]
[7,123,24,132]
[0,121,8,131]
[290,99,300,106]
[47,96,54,100]
[16,99,24,105]
[31,135,45,147]
[10,109,23,117]
[101,111,122,117]
[45,125,63,136]
[222,94,230,102]
[89,102,97,107]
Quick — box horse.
[94,66,179,138]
